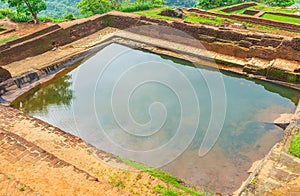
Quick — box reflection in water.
[11,43,300,194]
[12,74,73,114]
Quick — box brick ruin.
[0,11,299,84]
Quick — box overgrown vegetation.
[154,184,184,196]
[0,35,18,44]
[0,25,5,32]
[0,0,299,23]
[134,6,175,20]
[77,0,165,16]
[0,0,47,23]
[195,0,296,10]
[289,132,300,157]
[40,0,80,18]
[261,13,300,24]
[118,157,211,196]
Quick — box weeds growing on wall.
[289,132,300,157]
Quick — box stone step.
[0,130,126,195]
[0,105,168,195]
[0,172,40,195]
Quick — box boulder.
[0,67,12,83]
[160,8,185,19]
[231,23,247,29]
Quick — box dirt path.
[0,18,51,40]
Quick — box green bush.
[10,14,32,22]
[63,13,75,21]
[0,7,17,19]
[121,3,162,12]
[289,133,300,157]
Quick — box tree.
[110,0,121,10]
[0,0,47,23]
[77,0,111,16]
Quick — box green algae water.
[12,43,300,194]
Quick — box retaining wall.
[0,11,299,73]
[221,2,257,13]
[266,11,300,19]
[0,15,109,66]
[188,8,300,32]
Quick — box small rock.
[231,23,247,29]
[160,8,185,19]
[274,113,294,129]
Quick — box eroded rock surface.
[0,67,12,83]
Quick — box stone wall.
[243,10,260,16]
[0,67,11,83]
[109,12,300,62]
[0,11,299,79]
[0,15,108,66]
[188,8,300,32]
[221,2,257,13]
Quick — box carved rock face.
[0,67,12,83]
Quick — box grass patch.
[0,35,18,45]
[252,4,300,14]
[114,180,125,188]
[289,133,300,157]
[0,26,6,32]
[19,186,25,191]
[38,16,65,23]
[184,13,226,25]
[261,13,300,24]
[210,3,300,15]
[118,157,211,196]
[154,184,183,196]
[135,7,227,25]
[250,177,257,185]
[134,6,175,20]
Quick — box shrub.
[10,14,32,22]
[0,7,17,19]
[289,133,300,157]
[63,13,75,21]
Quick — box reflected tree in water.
[12,74,73,113]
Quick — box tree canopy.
[77,0,165,16]
[0,0,47,23]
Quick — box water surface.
[12,43,299,194]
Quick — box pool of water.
[12,43,300,194]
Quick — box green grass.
[0,35,18,45]
[135,6,297,34]
[289,133,300,157]
[252,4,300,14]
[0,26,6,32]
[184,13,226,24]
[118,157,212,196]
[154,184,184,196]
[210,2,300,15]
[38,16,65,23]
[18,186,25,191]
[261,13,300,24]
[134,6,175,20]
[135,7,227,25]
